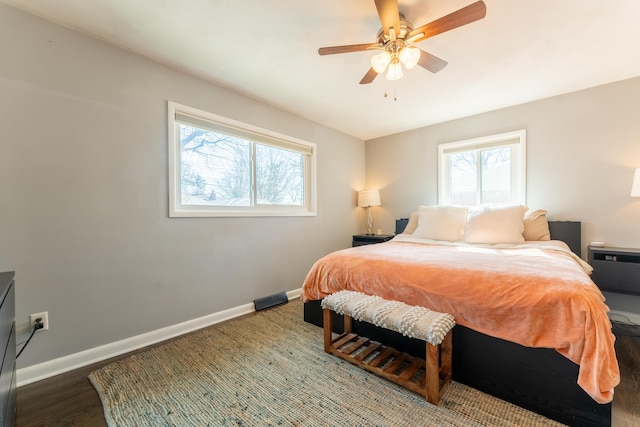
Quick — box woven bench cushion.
[321,290,455,346]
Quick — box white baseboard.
[609,309,640,326]
[602,291,640,326]
[17,288,301,387]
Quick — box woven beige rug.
[89,299,564,426]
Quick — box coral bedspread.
[302,236,620,404]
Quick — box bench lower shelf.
[323,309,451,405]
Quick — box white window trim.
[438,129,526,206]
[168,101,317,217]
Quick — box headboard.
[547,221,581,255]
[395,218,582,255]
[394,218,410,234]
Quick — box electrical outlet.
[29,311,49,331]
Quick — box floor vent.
[254,291,288,311]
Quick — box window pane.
[481,147,511,204]
[438,130,525,207]
[169,102,317,217]
[179,124,251,206]
[450,151,477,205]
[256,144,304,205]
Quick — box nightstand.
[588,246,640,325]
[588,246,640,295]
[352,234,394,247]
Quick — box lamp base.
[366,206,374,235]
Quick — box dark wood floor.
[16,321,640,427]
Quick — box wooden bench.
[321,290,455,405]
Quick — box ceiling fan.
[318,0,487,84]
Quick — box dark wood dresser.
[0,272,16,427]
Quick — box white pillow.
[462,205,528,244]
[402,212,419,234]
[412,205,469,241]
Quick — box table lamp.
[358,190,381,235]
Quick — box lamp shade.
[632,168,640,197]
[358,190,381,207]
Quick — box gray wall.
[366,76,640,253]
[0,5,365,369]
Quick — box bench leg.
[441,330,453,383]
[425,330,453,405]
[426,342,441,405]
[323,308,333,353]
[343,313,352,334]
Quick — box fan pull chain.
[382,87,398,101]
[383,81,398,101]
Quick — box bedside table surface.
[353,234,394,239]
[588,245,640,254]
[352,234,394,247]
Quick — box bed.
[302,206,619,427]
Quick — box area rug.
[89,299,564,426]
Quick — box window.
[438,130,526,206]
[168,102,316,217]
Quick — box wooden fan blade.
[417,49,448,73]
[374,0,400,38]
[318,43,380,55]
[359,67,379,85]
[408,0,486,44]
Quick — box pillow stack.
[402,205,551,244]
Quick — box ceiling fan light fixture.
[399,46,420,69]
[317,1,487,85]
[371,51,391,73]
[386,61,403,80]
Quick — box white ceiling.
[4,0,640,140]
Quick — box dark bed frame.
[303,220,611,427]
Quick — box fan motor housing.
[376,15,414,46]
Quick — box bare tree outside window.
[256,144,304,205]
[450,151,477,205]
[449,147,512,205]
[481,147,511,204]
[179,124,304,207]
[169,102,316,217]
